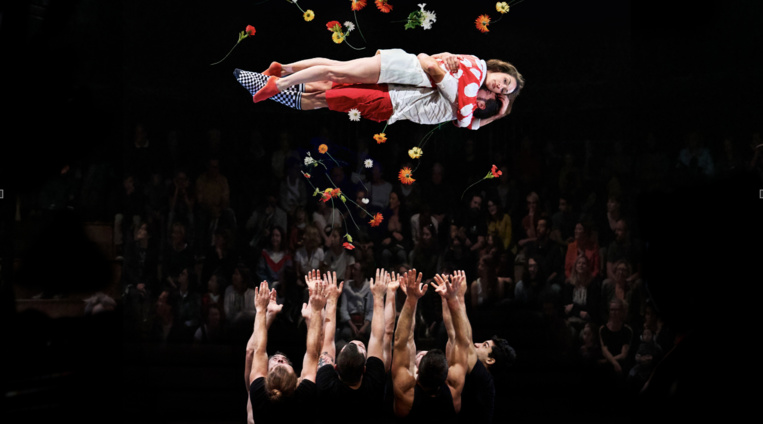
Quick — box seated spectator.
[564,218,601,280]
[224,263,257,332]
[601,259,646,330]
[256,225,293,286]
[337,263,373,347]
[323,227,356,281]
[599,298,634,380]
[562,255,603,340]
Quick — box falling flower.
[344,21,355,33]
[375,0,393,13]
[303,9,315,21]
[405,4,436,30]
[398,167,415,185]
[351,0,367,11]
[343,242,355,250]
[332,32,346,44]
[301,171,311,179]
[408,147,423,159]
[364,158,374,168]
[319,144,329,154]
[348,108,361,121]
[210,25,256,66]
[362,198,370,204]
[461,164,504,200]
[373,133,387,144]
[475,14,491,33]
[304,153,316,166]
[490,164,502,178]
[496,2,510,13]
[369,212,384,227]
[327,20,342,32]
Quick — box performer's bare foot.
[253,76,281,102]
[263,62,282,77]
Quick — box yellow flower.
[496,2,510,14]
[303,9,315,21]
[408,147,423,159]
[373,133,387,144]
[332,31,345,44]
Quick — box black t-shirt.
[316,356,387,423]
[249,376,317,424]
[459,359,495,424]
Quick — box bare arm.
[248,281,275,386]
[432,272,469,412]
[301,280,329,383]
[245,287,282,389]
[368,268,389,360]
[392,269,427,418]
[382,273,400,372]
[321,271,343,363]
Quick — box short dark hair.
[417,349,448,391]
[336,343,365,385]
[488,336,516,377]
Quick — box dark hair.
[417,349,448,391]
[473,98,501,119]
[486,59,525,114]
[488,336,516,377]
[336,343,366,385]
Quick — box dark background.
[1,1,762,423]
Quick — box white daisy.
[362,198,370,204]
[364,159,373,168]
[304,153,316,166]
[348,108,361,122]
[344,21,355,33]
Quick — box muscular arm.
[320,271,343,364]
[382,274,400,371]
[301,280,329,383]
[245,288,282,389]
[392,270,426,418]
[248,281,275,386]
[432,273,470,412]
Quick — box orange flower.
[398,167,415,185]
[375,0,393,13]
[343,242,355,250]
[475,14,491,33]
[318,144,328,154]
[373,133,387,144]
[331,188,342,198]
[351,0,367,11]
[490,164,502,178]
[369,212,384,227]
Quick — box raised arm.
[432,273,469,412]
[248,281,276,386]
[301,279,329,383]
[382,273,400,371]
[367,268,389,361]
[320,271,343,363]
[392,269,427,418]
[245,287,282,389]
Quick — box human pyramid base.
[245,267,513,424]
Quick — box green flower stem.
[354,11,367,43]
[210,33,249,66]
